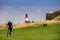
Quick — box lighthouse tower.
[25,13,28,23]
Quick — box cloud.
[36,9,41,13]
[1,6,59,24]
[0,6,25,24]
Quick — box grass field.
[0,24,60,40]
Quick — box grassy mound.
[53,15,60,20]
[0,24,60,40]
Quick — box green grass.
[0,24,60,40]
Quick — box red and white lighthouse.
[25,13,28,23]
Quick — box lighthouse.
[25,13,28,23]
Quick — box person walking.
[7,21,13,37]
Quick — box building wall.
[46,13,52,20]
[46,10,60,20]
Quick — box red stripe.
[25,13,28,18]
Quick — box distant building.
[32,21,34,23]
[25,13,29,23]
[46,10,60,20]
[46,13,52,20]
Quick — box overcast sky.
[0,0,60,24]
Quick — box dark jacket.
[7,21,13,28]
